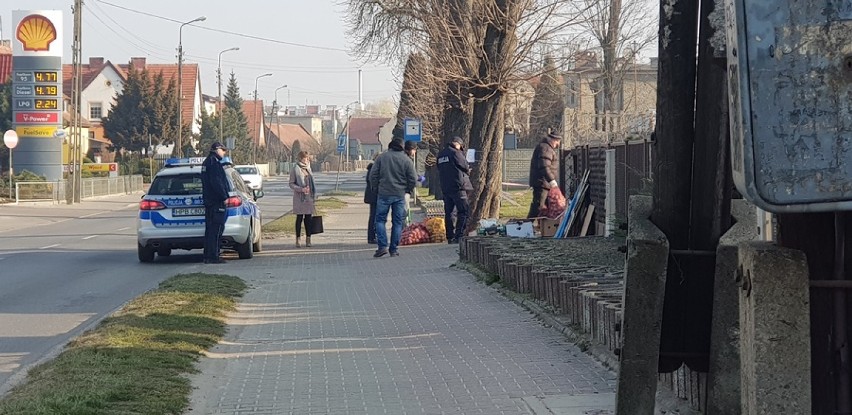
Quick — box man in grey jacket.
[368,138,418,257]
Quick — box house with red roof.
[267,122,318,153]
[60,57,203,155]
[243,100,268,150]
[344,117,394,160]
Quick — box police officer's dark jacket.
[437,144,472,194]
[201,152,230,206]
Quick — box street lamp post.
[344,100,359,167]
[253,73,273,164]
[217,46,239,145]
[177,15,206,157]
[273,85,288,117]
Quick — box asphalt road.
[0,171,367,396]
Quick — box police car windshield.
[149,174,203,196]
[235,167,257,175]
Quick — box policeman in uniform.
[201,142,230,264]
[437,136,472,244]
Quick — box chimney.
[130,57,146,71]
[89,57,104,67]
[573,51,597,69]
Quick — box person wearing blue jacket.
[437,136,472,244]
[201,142,230,264]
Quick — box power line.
[94,0,349,53]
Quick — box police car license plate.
[173,207,205,217]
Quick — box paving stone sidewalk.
[187,196,616,414]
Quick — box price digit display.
[34,71,58,82]
[34,99,58,110]
[34,85,58,96]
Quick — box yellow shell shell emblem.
[16,14,57,52]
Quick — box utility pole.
[177,16,206,157]
[71,0,83,203]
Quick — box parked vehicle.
[137,158,263,262]
[234,164,263,190]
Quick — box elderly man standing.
[527,132,561,218]
[368,138,417,258]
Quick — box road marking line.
[80,212,101,219]
[40,244,60,249]
[116,227,129,231]
[82,235,98,240]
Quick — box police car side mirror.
[254,189,264,200]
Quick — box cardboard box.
[539,218,561,237]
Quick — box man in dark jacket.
[364,162,378,244]
[201,142,231,264]
[437,136,472,243]
[368,138,417,258]
[527,132,561,218]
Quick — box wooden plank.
[580,205,596,236]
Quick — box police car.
[137,157,264,262]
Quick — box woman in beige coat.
[289,151,316,247]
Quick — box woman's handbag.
[310,215,324,234]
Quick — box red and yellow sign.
[12,11,63,57]
[82,163,118,173]
[16,15,57,52]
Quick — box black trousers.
[367,202,377,242]
[204,204,226,261]
[443,192,470,241]
[527,187,549,218]
[295,214,313,238]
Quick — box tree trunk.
[469,95,505,225]
[442,81,472,142]
[463,0,520,233]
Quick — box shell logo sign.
[12,10,63,57]
[16,15,57,52]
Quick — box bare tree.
[346,0,591,228]
[569,0,657,124]
[527,54,566,147]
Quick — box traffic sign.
[4,130,19,149]
[404,118,422,142]
[337,133,346,154]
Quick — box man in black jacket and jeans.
[201,142,231,264]
[437,136,472,244]
[528,132,561,218]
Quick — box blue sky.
[2,1,401,108]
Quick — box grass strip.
[322,190,358,197]
[499,189,533,219]
[0,273,246,415]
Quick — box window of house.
[88,131,95,139]
[89,102,103,120]
[566,79,578,107]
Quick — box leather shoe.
[390,251,399,257]
[447,239,458,244]
[368,239,377,245]
[373,249,388,258]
